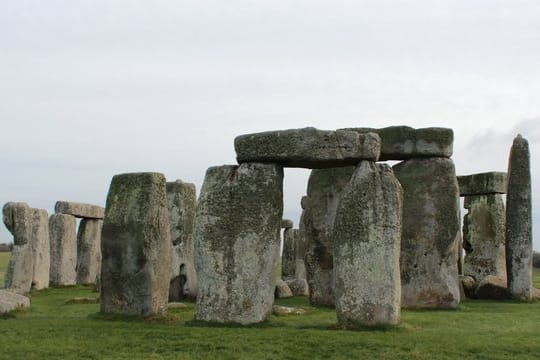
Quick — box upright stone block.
[76,219,103,285]
[294,228,307,281]
[393,158,461,308]
[166,180,197,301]
[194,163,283,324]
[334,162,402,327]
[49,214,77,286]
[101,172,172,316]
[505,135,533,301]
[55,201,105,219]
[30,209,50,290]
[281,227,296,279]
[303,166,355,307]
[462,195,506,285]
[235,127,380,168]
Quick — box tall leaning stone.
[101,173,172,316]
[2,202,34,293]
[303,166,355,307]
[76,219,103,285]
[334,162,402,327]
[194,163,283,324]
[49,214,77,286]
[30,209,50,290]
[505,135,533,301]
[393,158,460,308]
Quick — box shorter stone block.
[474,275,509,300]
[285,278,309,296]
[457,172,507,196]
[55,201,105,219]
[275,279,293,299]
[0,290,30,315]
[76,219,103,285]
[49,214,77,286]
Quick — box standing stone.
[334,162,402,327]
[194,163,283,324]
[101,172,172,316]
[462,195,506,285]
[49,214,77,286]
[294,228,307,281]
[76,219,103,285]
[393,158,460,308]
[303,166,355,307]
[505,135,533,301]
[2,202,34,293]
[281,227,296,279]
[30,209,50,290]
[166,180,197,302]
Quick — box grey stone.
[460,275,476,299]
[55,201,105,219]
[393,158,461,309]
[294,228,307,281]
[533,288,540,301]
[457,172,507,196]
[334,162,402,327]
[30,208,50,290]
[0,290,30,314]
[505,135,533,301]
[3,202,33,245]
[285,278,309,296]
[281,227,296,279]
[166,180,197,302]
[275,279,293,299]
[101,172,172,316]
[303,166,355,307]
[474,275,509,300]
[462,194,506,285]
[235,127,381,168]
[281,219,294,229]
[49,214,77,286]
[300,196,308,210]
[343,126,453,160]
[76,219,102,285]
[272,305,306,315]
[194,163,283,324]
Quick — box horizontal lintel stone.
[55,201,105,219]
[457,172,507,196]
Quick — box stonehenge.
[49,214,78,286]
[76,219,103,285]
[281,220,295,279]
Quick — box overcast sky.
[1,1,539,250]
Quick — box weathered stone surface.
[303,166,355,307]
[460,275,476,299]
[285,278,309,296]
[294,229,307,281]
[281,219,294,229]
[533,288,540,301]
[281,227,296,279]
[166,180,197,302]
[462,194,506,285]
[30,209,50,290]
[334,162,402,327]
[393,158,461,309]
[272,305,306,315]
[101,172,172,316]
[76,219,102,285]
[0,290,30,314]
[55,201,105,219]
[3,202,35,293]
[194,163,283,324]
[49,214,77,286]
[474,275,509,300]
[343,126,453,160]
[505,135,533,301]
[457,172,507,196]
[275,279,293,299]
[235,127,381,168]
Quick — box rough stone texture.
[272,305,306,315]
[281,219,294,229]
[343,126,453,160]
[294,229,307,281]
[474,275,509,300]
[334,162,402,327]
[457,172,507,196]
[0,290,30,314]
[49,214,77,286]
[303,166,355,307]
[3,202,35,293]
[505,135,533,301]
[194,163,283,324]
[460,275,476,299]
[76,219,103,285]
[101,172,172,316]
[166,180,197,302]
[55,201,105,219]
[275,279,293,299]
[533,288,540,301]
[281,227,296,279]
[393,158,461,309]
[285,279,309,296]
[235,127,381,168]
[462,194,506,285]
[30,209,50,290]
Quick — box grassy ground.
[0,255,539,359]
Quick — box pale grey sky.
[1,1,539,249]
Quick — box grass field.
[0,254,539,359]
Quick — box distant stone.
[334,162,402,327]
[101,172,172,316]
[30,208,50,290]
[474,275,509,300]
[235,127,380,168]
[272,305,306,315]
[275,279,293,299]
[167,302,188,309]
[532,288,540,301]
[285,278,309,296]
[194,163,283,324]
[460,275,476,299]
[294,229,307,281]
[343,126,453,160]
[49,214,77,287]
[457,172,507,196]
[0,290,30,314]
[281,227,296,278]
[281,219,294,229]
[55,201,105,219]
[76,219,103,285]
